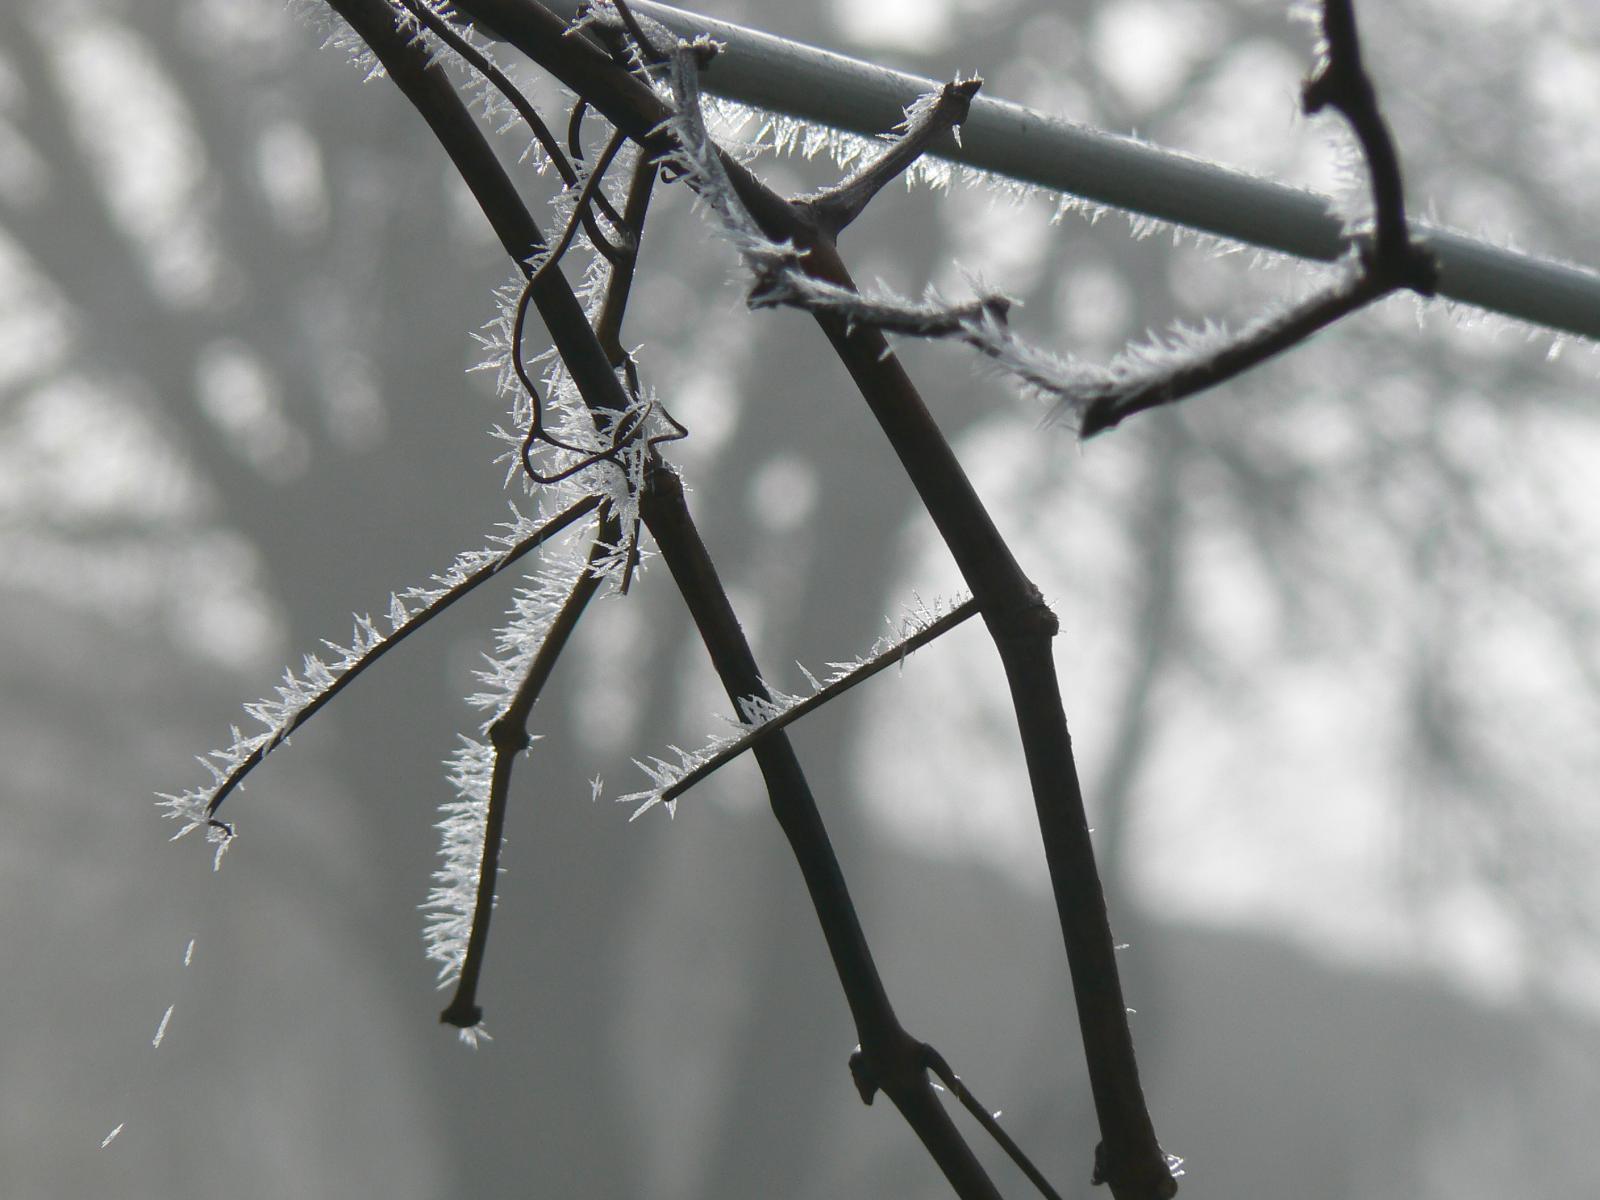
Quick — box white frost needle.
[422,514,614,992]
[151,1004,175,1049]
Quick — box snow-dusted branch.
[656,2,1434,440]
[618,596,978,819]
[1302,0,1431,288]
[798,77,981,237]
[532,0,1600,344]
[917,1043,1072,1200]
[157,495,600,856]
[431,509,620,1041]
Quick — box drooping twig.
[157,494,600,846]
[436,507,621,1034]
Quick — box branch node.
[848,1047,880,1105]
[987,594,1059,642]
[440,997,485,1029]
[800,76,983,236]
[488,717,532,755]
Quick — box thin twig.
[440,506,621,1030]
[922,1044,1066,1200]
[189,494,599,833]
[1302,0,1434,290]
[627,598,979,814]
[395,0,577,183]
[639,463,1003,1200]
[801,77,982,236]
[329,5,1002,1195]
[564,27,1173,1197]
[1075,267,1384,436]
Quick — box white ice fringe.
[391,0,561,173]
[657,40,1289,432]
[421,511,606,989]
[615,594,970,819]
[156,502,587,853]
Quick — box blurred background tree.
[2,0,1597,1196]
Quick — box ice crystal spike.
[151,1004,174,1049]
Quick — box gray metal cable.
[530,0,1600,343]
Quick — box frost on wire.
[654,31,1364,435]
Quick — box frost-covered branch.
[531,0,1600,343]
[157,494,600,855]
[431,509,621,1041]
[264,1,1153,1193]
[1071,266,1383,437]
[1302,0,1431,287]
[799,77,982,236]
[659,42,1010,334]
[655,3,1434,442]
[617,596,978,818]
[1068,0,1436,434]
[919,1043,1071,1200]
[445,9,1173,1191]
[394,0,574,179]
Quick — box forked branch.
[327,3,1008,1195]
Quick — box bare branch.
[1074,267,1384,436]
[327,5,1004,1194]
[1302,0,1435,291]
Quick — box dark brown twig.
[423,2,1170,1193]
[628,598,980,814]
[640,463,1003,1200]
[198,493,600,833]
[1302,0,1435,291]
[394,0,625,235]
[800,77,982,237]
[440,505,622,1030]
[921,1044,1067,1200]
[1075,0,1437,437]
[1076,267,1386,436]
